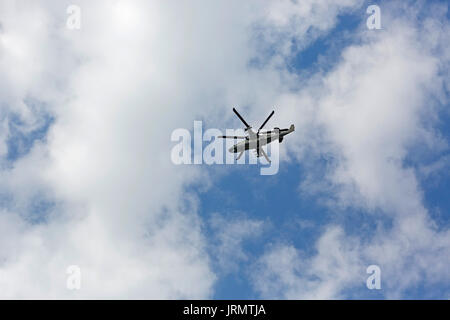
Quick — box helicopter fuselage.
[229,125,295,153]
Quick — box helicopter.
[218,107,295,163]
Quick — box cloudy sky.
[0,0,449,299]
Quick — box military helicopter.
[218,107,295,163]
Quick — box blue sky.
[195,0,450,299]
[0,0,449,299]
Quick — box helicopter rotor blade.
[233,108,251,130]
[258,110,275,133]
[218,136,246,139]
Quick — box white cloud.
[0,0,365,298]
[253,2,450,299]
[3,0,446,300]
[252,227,363,299]
[209,213,265,274]
[256,0,363,58]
